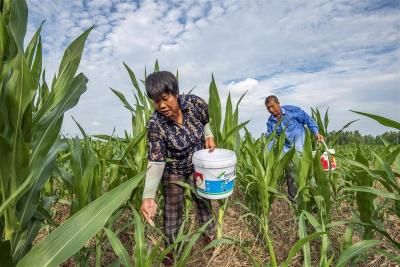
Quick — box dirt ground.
[33,189,400,267]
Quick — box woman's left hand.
[205,137,216,152]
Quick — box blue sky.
[26,0,400,137]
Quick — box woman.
[140,71,216,265]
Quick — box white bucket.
[192,148,237,200]
[312,149,337,171]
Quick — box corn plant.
[311,108,358,198]
[277,127,335,266]
[16,171,146,267]
[208,75,248,154]
[104,206,234,267]
[103,208,165,267]
[311,108,358,147]
[299,210,382,266]
[207,75,249,239]
[108,62,155,211]
[295,147,333,266]
[237,128,295,265]
[52,120,113,266]
[0,0,92,263]
[341,112,400,254]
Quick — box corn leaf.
[17,171,145,267]
[103,227,132,267]
[299,213,311,267]
[281,232,326,267]
[350,110,400,130]
[123,62,141,93]
[9,0,27,51]
[133,209,147,267]
[0,13,9,62]
[176,221,212,267]
[344,186,399,201]
[153,59,159,72]
[208,74,222,145]
[335,240,381,267]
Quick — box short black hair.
[145,71,179,100]
[265,95,279,106]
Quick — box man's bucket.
[192,148,237,200]
[312,141,337,171]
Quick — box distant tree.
[329,130,400,145]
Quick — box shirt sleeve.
[147,118,166,162]
[265,118,276,150]
[265,118,273,137]
[297,108,319,135]
[193,95,209,125]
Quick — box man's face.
[266,100,281,117]
[153,92,180,118]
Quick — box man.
[140,71,215,266]
[265,95,324,200]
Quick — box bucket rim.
[192,148,237,169]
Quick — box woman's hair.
[145,71,179,100]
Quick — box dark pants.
[285,161,297,201]
[162,171,215,245]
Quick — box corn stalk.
[341,112,400,252]
[207,75,248,239]
[238,128,295,265]
[0,0,92,263]
[109,62,154,210]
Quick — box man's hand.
[141,198,157,226]
[315,133,324,142]
[205,137,216,152]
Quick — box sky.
[26,0,400,137]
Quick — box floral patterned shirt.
[146,94,209,175]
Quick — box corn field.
[1,1,399,266]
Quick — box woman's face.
[153,92,180,118]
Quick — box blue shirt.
[265,105,319,153]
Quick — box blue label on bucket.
[197,179,235,195]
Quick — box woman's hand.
[141,198,157,226]
[205,137,216,152]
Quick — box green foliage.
[2,1,398,266]
[17,171,145,267]
[207,75,248,239]
[208,74,248,154]
[0,0,92,264]
[351,110,400,130]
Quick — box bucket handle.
[318,140,329,152]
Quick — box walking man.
[265,95,324,200]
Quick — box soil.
[33,190,400,267]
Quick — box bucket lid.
[192,148,237,169]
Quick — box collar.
[270,106,286,122]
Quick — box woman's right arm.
[141,118,166,225]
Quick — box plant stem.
[95,232,102,267]
[217,199,228,239]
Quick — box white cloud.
[26,0,400,137]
